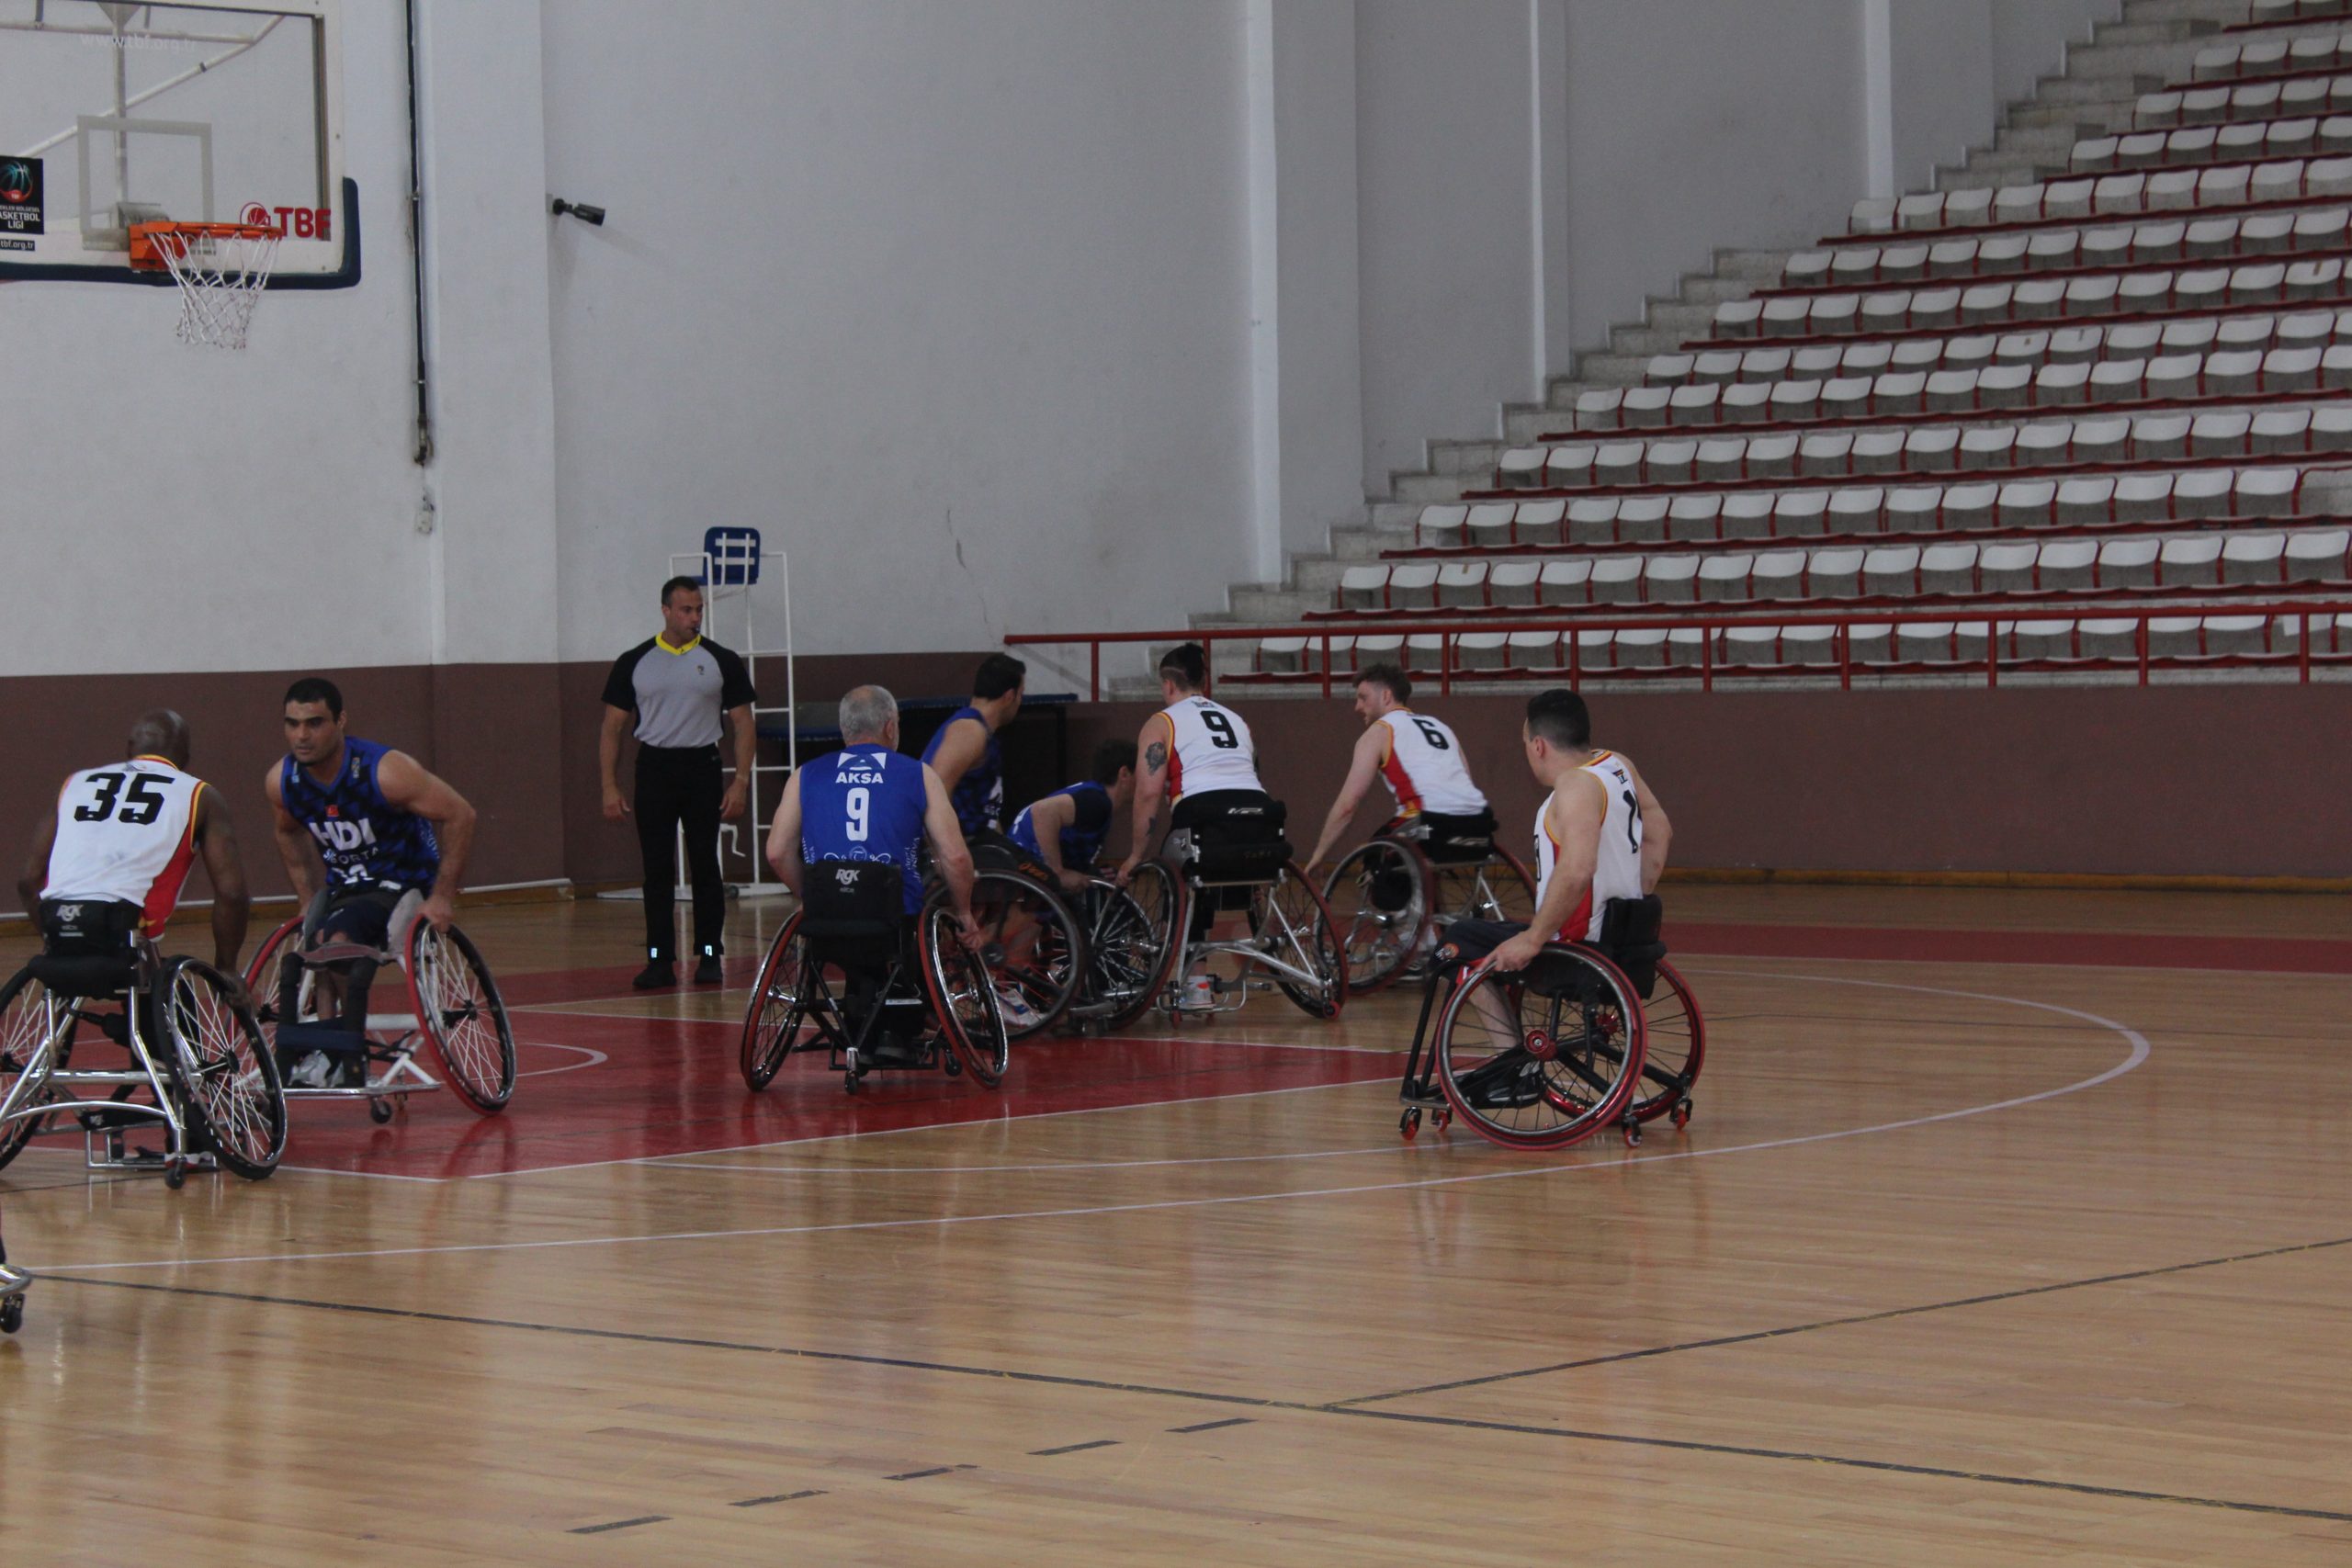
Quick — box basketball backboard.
[0,0,353,287]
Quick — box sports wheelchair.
[1062,863,1182,1032]
[1320,810,1538,996]
[740,862,1011,1094]
[244,892,516,1122]
[1141,800,1347,1021]
[0,900,286,1190]
[1395,895,1705,1149]
[962,846,1088,1043]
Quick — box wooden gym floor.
[1,885,2346,1564]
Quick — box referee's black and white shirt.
[602,636,757,750]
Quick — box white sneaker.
[1173,974,1218,1011]
[994,987,1041,1030]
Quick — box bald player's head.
[126,709,192,769]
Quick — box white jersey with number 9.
[1157,696,1263,803]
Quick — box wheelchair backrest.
[30,898,142,998]
[1180,799,1293,885]
[800,861,909,969]
[1594,894,1667,998]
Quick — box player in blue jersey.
[767,684,978,941]
[263,677,478,1083]
[1008,740,1136,895]
[920,653,1025,862]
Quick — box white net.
[153,227,283,351]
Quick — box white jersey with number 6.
[1157,696,1262,803]
[1533,751,1644,942]
[1374,709,1487,817]
[40,755,209,934]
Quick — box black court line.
[46,1270,2352,1526]
[1029,1439,1118,1456]
[1167,1417,1254,1434]
[48,1275,1302,1416]
[1340,1231,2352,1407]
[1329,1405,2352,1525]
[885,1467,957,1482]
[569,1516,668,1535]
[729,1490,824,1508]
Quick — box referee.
[600,577,758,988]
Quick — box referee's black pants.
[634,744,726,961]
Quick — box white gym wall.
[0,0,2119,681]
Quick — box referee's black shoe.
[632,959,677,990]
[694,955,725,986]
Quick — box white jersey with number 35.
[1534,751,1644,942]
[1158,696,1263,803]
[40,756,208,934]
[1374,710,1487,817]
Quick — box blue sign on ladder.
[702,526,762,586]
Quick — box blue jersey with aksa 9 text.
[799,748,930,913]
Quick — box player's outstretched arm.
[16,800,59,914]
[1489,774,1605,973]
[1117,716,1170,883]
[191,788,252,974]
[377,751,476,931]
[262,762,324,905]
[1304,726,1387,874]
[922,763,978,938]
[763,771,806,893]
[1625,758,1672,894]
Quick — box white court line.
[642,1143,1421,1177]
[36,973,2151,1275]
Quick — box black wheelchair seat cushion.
[27,953,138,999]
[1407,808,1500,866]
[1178,798,1293,883]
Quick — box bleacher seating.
[1119,0,2352,692]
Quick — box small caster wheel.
[1,1295,23,1335]
[1399,1107,1420,1141]
[1670,1099,1692,1129]
[843,1074,860,1096]
[1622,1120,1642,1149]
[943,1054,962,1077]
[368,1097,396,1124]
[164,1162,187,1190]
[1432,1108,1452,1133]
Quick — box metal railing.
[1004,602,2352,700]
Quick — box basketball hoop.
[128,220,284,350]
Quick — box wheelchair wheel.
[921,906,1009,1088]
[406,922,516,1115]
[0,971,72,1173]
[1430,845,1538,928]
[968,869,1084,1042]
[1627,956,1706,1126]
[241,916,305,1052]
[1432,945,1646,1149]
[1249,863,1348,1020]
[159,959,287,1180]
[1323,839,1429,997]
[1100,862,1186,1030]
[741,911,826,1090]
[1077,875,1169,1029]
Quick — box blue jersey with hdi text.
[1009,781,1114,869]
[277,737,441,892]
[920,706,1002,836]
[799,747,930,912]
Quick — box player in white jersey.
[1441,688,1670,975]
[9,710,254,1309]
[1114,642,1276,885]
[1301,662,1492,875]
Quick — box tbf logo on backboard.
[242,201,330,241]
